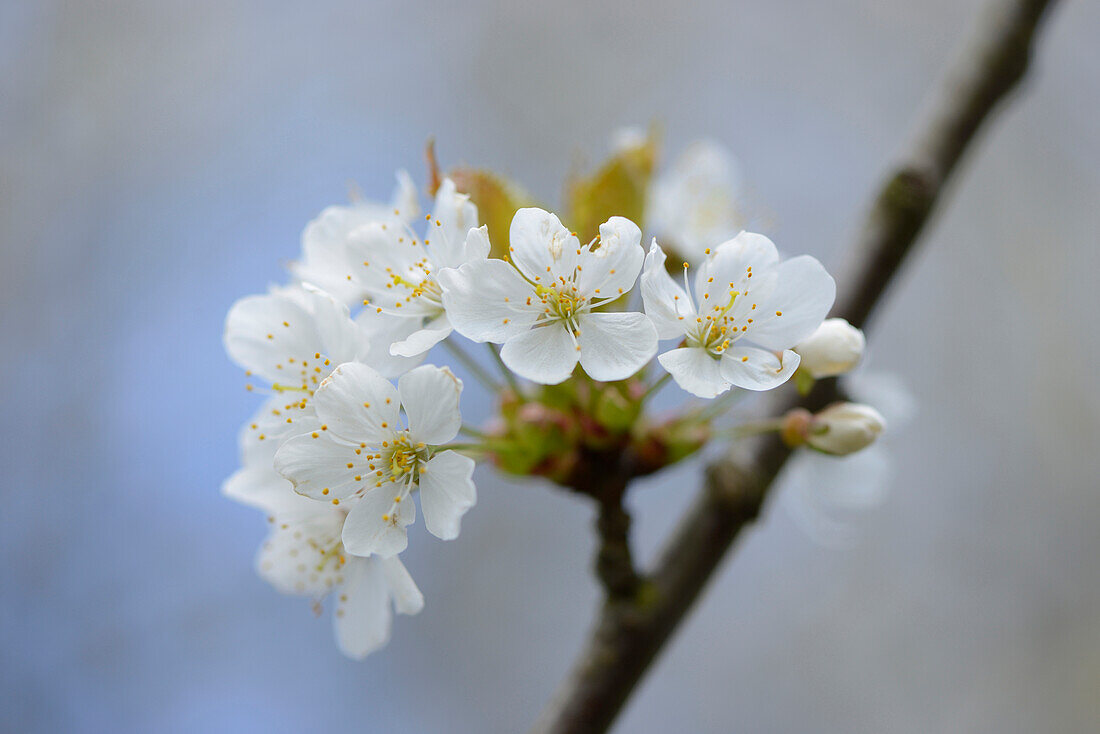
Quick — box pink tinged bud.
[794,318,865,378]
[805,402,885,455]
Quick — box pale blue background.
[2,0,1099,732]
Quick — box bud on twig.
[811,403,885,455]
[783,402,885,456]
[793,318,865,378]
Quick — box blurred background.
[2,0,1098,731]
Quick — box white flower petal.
[720,347,800,391]
[379,556,424,615]
[274,432,370,501]
[508,208,579,284]
[657,347,730,398]
[297,285,371,366]
[353,310,426,378]
[418,450,476,541]
[500,323,579,385]
[462,225,492,262]
[256,510,346,597]
[333,557,392,660]
[745,256,835,350]
[345,223,437,317]
[436,260,540,343]
[427,178,480,269]
[575,216,644,297]
[398,365,463,445]
[311,362,401,443]
[223,465,288,511]
[640,240,696,340]
[648,140,744,264]
[224,293,323,383]
[696,231,780,306]
[576,311,658,382]
[391,169,420,222]
[341,484,416,558]
[238,394,320,466]
[389,315,452,358]
[294,201,397,304]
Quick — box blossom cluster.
[223,137,884,659]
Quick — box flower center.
[681,262,761,357]
[537,283,588,323]
[386,262,444,312]
[380,432,429,485]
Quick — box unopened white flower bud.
[805,402,885,455]
[794,318,865,378]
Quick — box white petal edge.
[719,347,801,391]
[657,347,731,398]
[436,260,540,343]
[499,323,579,385]
[398,365,463,445]
[341,484,416,558]
[418,450,477,541]
[333,557,392,660]
[576,311,658,382]
[311,362,401,444]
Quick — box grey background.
[2,0,1098,731]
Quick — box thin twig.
[530,1,1060,731]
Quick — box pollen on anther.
[311,432,319,438]
[331,499,340,505]
[775,310,782,316]
[322,488,329,495]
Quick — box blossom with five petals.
[337,178,489,358]
[437,208,658,384]
[640,233,835,398]
[274,363,476,558]
[224,284,420,464]
[291,171,420,305]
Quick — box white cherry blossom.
[339,178,489,357]
[794,317,865,378]
[436,208,658,384]
[223,461,422,659]
[224,284,421,464]
[641,233,835,398]
[292,170,420,305]
[274,363,476,558]
[648,141,746,265]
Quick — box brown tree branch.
[531,0,1060,731]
